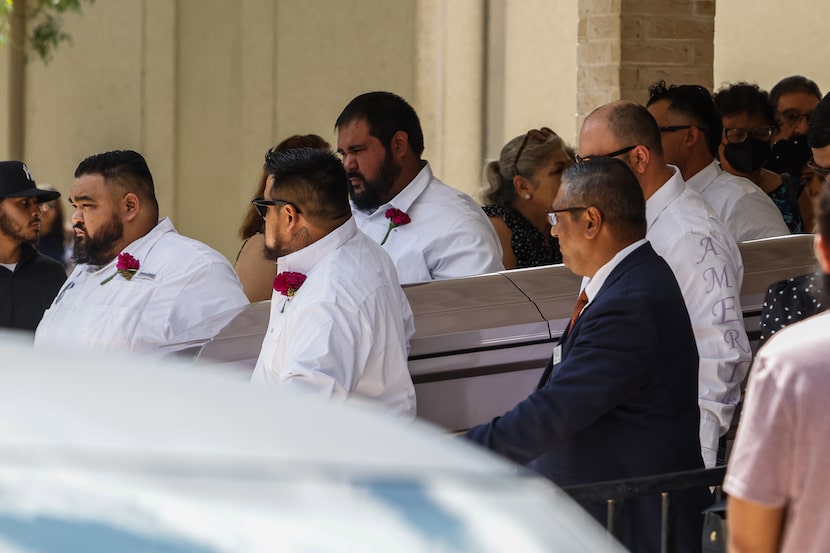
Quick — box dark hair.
[74,150,159,217]
[335,91,425,157]
[561,158,646,241]
[482,130,569,205]
[808,92,830,150]
[769,75,822,111]
[713,82,775,125]
[647,80,723,158]
[264,148,350,224]
[239,134,331,240]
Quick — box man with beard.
[578,102,750,468]
[34,150,247,352]
[250,148,416,416]
[0,161,66,331]
[335,91,503,284]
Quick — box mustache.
[73,222,86,233]
[347,171,365,182]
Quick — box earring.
[524,194,531,200]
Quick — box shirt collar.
[583,238,648,305]
[353,161,432,216]
[684,159,720,195]
[646,165,685,231]
[277,217,357,275]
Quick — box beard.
[0,209,38,244]
[72,215,124,267]
[348,152,401,211]
[263,233,289,261]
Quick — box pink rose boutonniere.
[274,271,307,312]
[100,252,140,285]
[380,207,411,246]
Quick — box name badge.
[552,345,562,366]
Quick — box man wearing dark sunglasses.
[646,81,788,242]
[578,101,750,469]
[250,148,416,417]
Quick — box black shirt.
[0,243,67,331]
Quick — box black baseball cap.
[0,161,60,202]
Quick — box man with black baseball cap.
[0,161,67,332]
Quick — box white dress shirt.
[647,167,751,467]
[351,162,504,284]
[685,160,789,242]
[251,218,417,417]
[34,218,248,353]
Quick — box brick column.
[578,0,715,125]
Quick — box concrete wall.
[714,0,830,95]
[7,0,781,262]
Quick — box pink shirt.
[724,311,830,553]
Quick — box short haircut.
[335,91,425,157]
[713,82,775,125]
[647,80,722,158]
[808,92,830,149]
[601,102,664,157]
[264,148,350,223]
[561,158,646,241]
[769,75,822,111]
[239,134,331,240]
[74,150,159,216]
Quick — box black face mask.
[765,134,811,176]
[723,138,770,174]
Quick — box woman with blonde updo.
[481,127,573,269]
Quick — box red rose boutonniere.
[274,271,307,312]
[380,207,411,246]
[100,252,140,285]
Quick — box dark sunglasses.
[251,196,302,218]
[575,144,637,165]
[513,127,558,175]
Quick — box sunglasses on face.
[251,196,303,218]
[574,144,637,165]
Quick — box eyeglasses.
[513,127,558,175]
[574,145,637,165]
[546,206,588,226]
[777,109,813,127]
[659,125,695,133]
[807,157,830,180]
[724,126,776,144]
[251,196,302,218]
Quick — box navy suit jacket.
[465,243,708,553]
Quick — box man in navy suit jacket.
[465,158,710,553]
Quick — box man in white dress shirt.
[578,102,751,467]
[250,148,416,417]
[646,81,788,242]
[335,91,504,284]
[34,150,248,352]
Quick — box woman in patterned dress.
[480,128,573,269]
